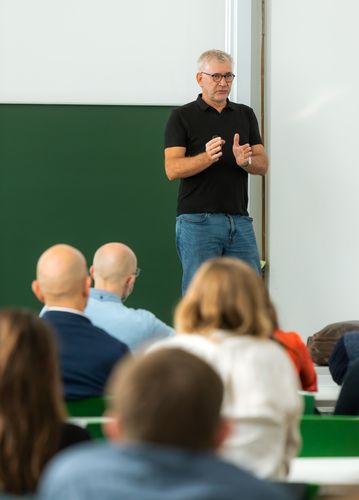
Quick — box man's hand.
[205,136,226,163]
[232,133,252,166]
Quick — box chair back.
[66,397,107,417]
[302,393,315,415]
[299,416,359,457]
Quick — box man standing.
[165,49,268,293]
[85,242,173,352]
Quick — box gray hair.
[197,49,233,71]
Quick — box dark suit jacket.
[42,310,129,400]
[329,331,359,385]
[334,357,359,415]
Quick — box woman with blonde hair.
[0,309,90,495]
[150,257,302,480]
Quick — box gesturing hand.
[205,136,226,163]
[233,133,252,167]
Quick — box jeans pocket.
[177,213,208,224]
[241,215,253,223]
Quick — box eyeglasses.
[132,268,141,278]
[201,72,235,83]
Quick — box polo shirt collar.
[196,94,234,111]
[90,287,123,304]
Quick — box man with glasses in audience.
[85,242,173,353]
[164,49,268,294]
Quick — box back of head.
[175,257,273,338]
[107,348,223,452]
[34,243,89,306]
[197,49,233,71]
[92,242,137,295]
[0,309,64,494]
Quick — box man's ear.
[196,72,203,86]
[127,274,136,289]
[213,418,232,450]
[89,265,94,280]
[83,275,92,298]
[32,280,45,303]
[123,274,136,301]
[102,411,123,442]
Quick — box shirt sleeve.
[248,107,263,146]
[132,310,174,353]
[328,336,349,385]
[164,108,188,148]
[150,316,174,339]
[334,359,359,415]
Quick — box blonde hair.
[175,258,273,338]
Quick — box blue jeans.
[176,213,261,294]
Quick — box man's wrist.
[240,157,252,168]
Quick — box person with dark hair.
[85,242,173,352]
[0,309,90,495]
[150,258,302,479]
[39,349,290,500]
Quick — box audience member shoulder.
[148,332,217,354]
[39,442,108,497]
[334,357,359,415]
[93,322,127,343]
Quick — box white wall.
[0,0,257,106]
[0,0,232,105]
[267,0,359,339]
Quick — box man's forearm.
[242,152,269,176]
[165,152,213,180]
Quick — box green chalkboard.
[0,104,181,325]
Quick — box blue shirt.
[39,442,290,500]
[85,289,174,352]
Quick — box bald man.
[85,243,173,353]
[32,244,130,400]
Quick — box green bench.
[302,393,315,415]
[85,422,106,439]
[299,415,359,457]
[66,397,108,439]
[66,397,107,417]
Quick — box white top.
[150,331,302,479]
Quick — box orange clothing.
[274,330,317,392]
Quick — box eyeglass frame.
[132,267,141,278]
[200,72,235,83]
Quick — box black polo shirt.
[165,94,263,216]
